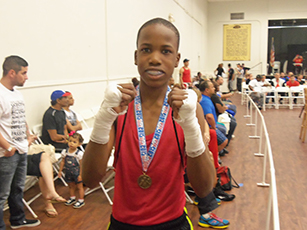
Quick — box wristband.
[6,146,13,152]
[90,83,126,144]
[173,89,205,158]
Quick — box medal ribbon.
[134,86,170,172]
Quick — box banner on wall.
[223,24,251,61]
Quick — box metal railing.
[243,94,280,230]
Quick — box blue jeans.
[0,152,27,229]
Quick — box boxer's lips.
[146,70,164,77]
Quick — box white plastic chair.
[290,86,305,109]
[91,106,100,117]
[84,149,115,205]
[262,87,276,111]
[275,87,290,109]
[75,112,90,129]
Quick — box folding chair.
[275,87,290,109]
[3,176,40,218]
[75,112,90,129]
[91,106,100,117]
[84,149,115,205]
[262,87,276,111]
[241,82,250,105]
[290,86,305,109]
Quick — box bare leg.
[76,183,84,200]
[38,152,66,202]
[68,182,76,198]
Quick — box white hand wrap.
[90,83,126,144]
[173,89,205,158]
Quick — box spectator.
[286,74,300,104]
[179,58,191,88]
[248,74,270,109]
[269,73,285,104]
[58,132,85,209]
[227,64,235,92]
[235,63,244,92]
[199,80,228,155]
[214,63,225,77]
[63,92,82,133]
[297,74,305,85]
[41,90,70,150]
[0,55,41,229]
[211,81,237,146]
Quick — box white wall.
[207,0,307,77]
[0,0,209,128]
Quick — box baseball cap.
[51,90,71,101]
[183,58,189,63]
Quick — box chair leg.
[22,199,38,219]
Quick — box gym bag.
[216,166,239,191]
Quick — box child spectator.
[58,132,85,208]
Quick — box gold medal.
[137,173,152,189]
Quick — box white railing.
[243,94,280,230]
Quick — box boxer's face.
[135,23,180,89]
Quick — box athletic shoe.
[11,219,41,229]
[73,200,85,209]
[198,213,229,229]
[223,148,229,154]
[65,197,76,206]
[213,187,235,201]
[194,197,221,206]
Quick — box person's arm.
[186,104,215,197]
[205,113,216,129]
[168,88,215,198]
[216,103,227,114]
[47,130,67,143]
[220,92,234,99]
[82,83,136,188]
[179,67,184,87]
[66,119,82,132]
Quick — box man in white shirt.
[0,55,40,229]
[248,75,270,109]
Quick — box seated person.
[297,74,305,85]
[286,74,300,104]
[199,80,228,155]
[41,90,70,150]
[268,73,285,103]
[63,91,82,133]
[211,81,237,146]
[280,72,289,82]
[27,151,66,217]
[248,75,270,109]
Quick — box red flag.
[270,37,275,67]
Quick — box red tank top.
[182,67,191,83]
[113,102,186,226]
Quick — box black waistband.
[109,212,188,230]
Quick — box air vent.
[231,13,244,20]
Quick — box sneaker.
[65,197,76,206]
[223,148,229,154]
[194,197,221,206]
[11,219,41,229]
[198,213,229,228]
[213,187,235,201]
[73,200,85,209]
